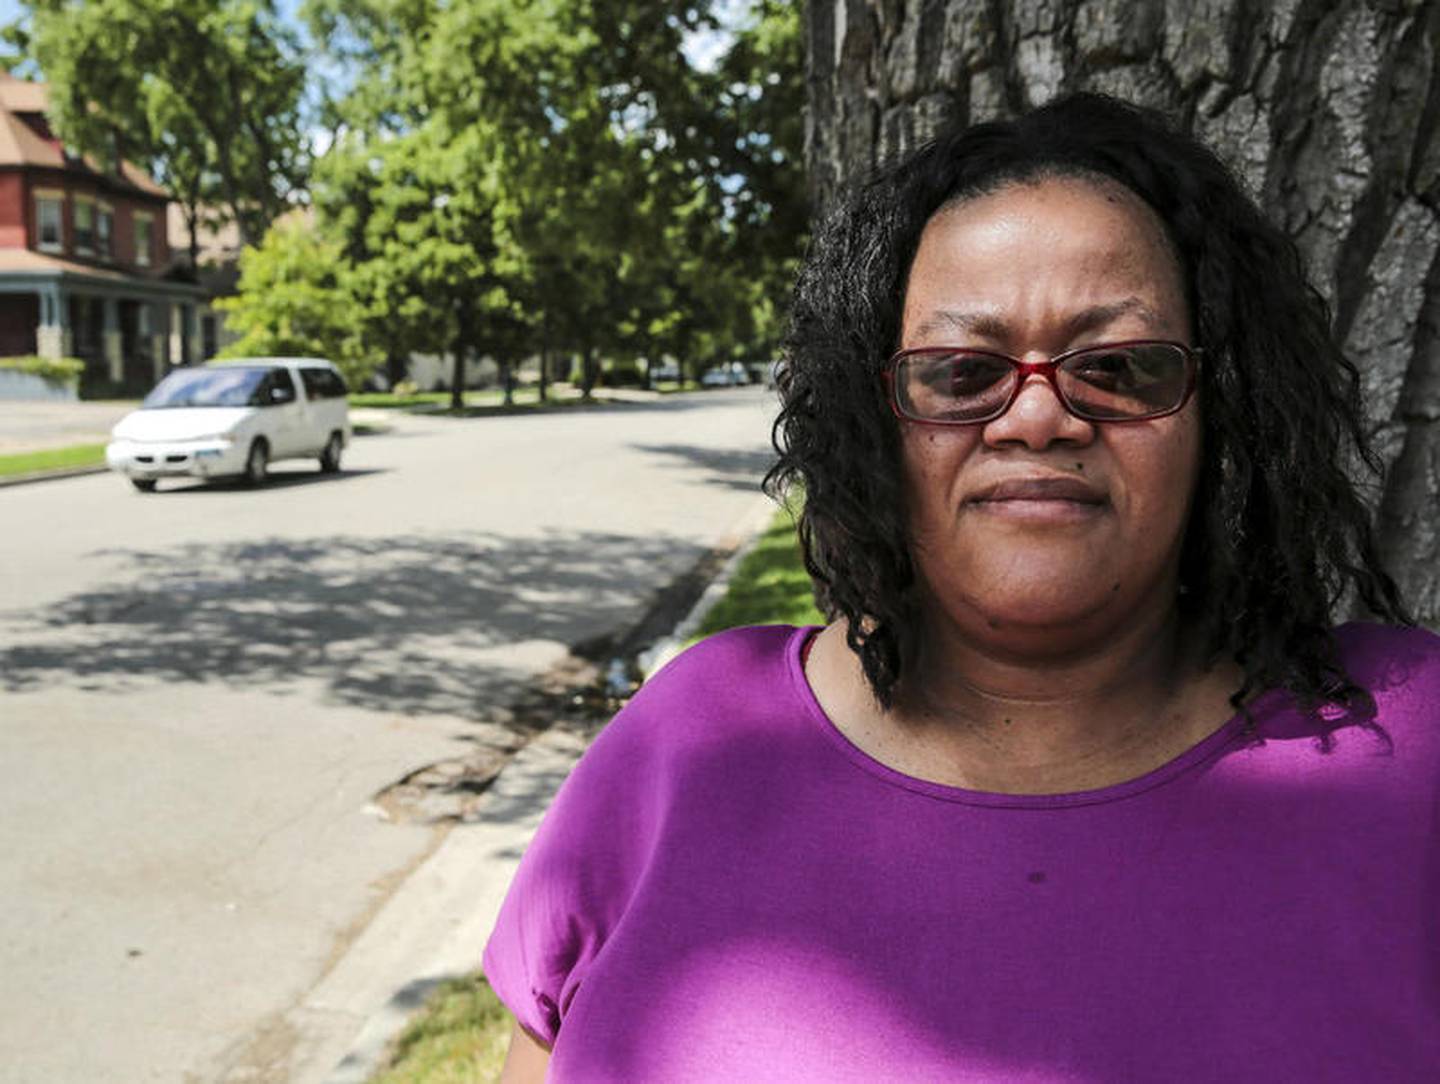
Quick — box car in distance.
[699,362,750,387]
[106,357,351,492]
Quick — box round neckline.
[783,625,1267,809]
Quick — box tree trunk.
[450,305,471,412]
[805,0,1440,628]
[449,345,467,411]
[185,204,200,275]
[581,343,597,401]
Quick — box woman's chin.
[947,580,1123,644]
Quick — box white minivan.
[106,357,351,492]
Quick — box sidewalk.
[0,399,136,455]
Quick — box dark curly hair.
[769,92,1409,722]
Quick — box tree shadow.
[630,442,774,493]
[0,530,706,722]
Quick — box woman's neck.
[806,607,1242,795]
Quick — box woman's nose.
[981,373,1096,450]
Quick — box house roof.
[0,246,140,281]
[0,74,168,198]
[0,246,206,296]
[0,74,48,114]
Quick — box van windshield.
[142,367,271,408]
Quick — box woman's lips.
[966,476,1108,522]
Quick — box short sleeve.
[481,694,669,1044]
[481,625,800,1044]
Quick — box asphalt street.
[0,386,777,1083]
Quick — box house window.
[96,205,113,259]
[74,199,95,253]
[36,195,63,252]
[138,303,152,338]
[134,214,152,267]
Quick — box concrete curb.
[295,492,780,1084]
[636,495,781,678]
[298,729,590,1084]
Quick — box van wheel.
[131,478,157,493]
[244,439,269,486]
[319,432,343,474]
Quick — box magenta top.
[483,623,1440,1081]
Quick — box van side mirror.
[270,385,295,404]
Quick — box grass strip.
[0,442,107,477]
[693,505,825,637]
[350,388,568,410]
[369,976,511,1084]
[350,384,713,411]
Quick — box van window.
[300,367,348,399]
[299,368,326,399]
[256,368,297,405]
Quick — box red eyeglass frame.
[882,339,1202,425]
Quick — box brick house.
[0,74,206,394]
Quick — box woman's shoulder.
[576,624,815,767]
[1332,621,1440,697]
[644,623,812,693]
[1322,622,1440,755]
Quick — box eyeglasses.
[885,340,1200,425]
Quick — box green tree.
[302,0,806,401]
[216,217,380,388]
[19,0,309,255]
[342,119,529,409]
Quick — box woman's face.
[898,175,1200,651]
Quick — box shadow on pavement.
[0,529,705,722]
[150,467,389,494]
[631,442,774,493]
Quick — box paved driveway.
[0,388,777,1082]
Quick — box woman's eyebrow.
[908,309,1009,340]
[1065,297,1167,335]
[909,297,1166,342]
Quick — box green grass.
[694,506,825,637]
[350,387,572,410]
[350,383,711,411]
[0,442,106,477]
[371,976,512,1084]
[349,391,454,409]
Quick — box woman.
[486,93,1440,1081]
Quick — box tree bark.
[805,0,1440,629]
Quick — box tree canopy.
[12,0,309,258]
[10,0,806,396]
[303,0,806,394]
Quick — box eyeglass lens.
[896,343,1189,423]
